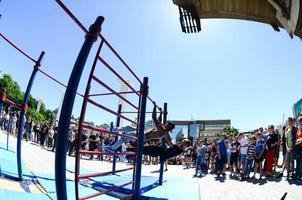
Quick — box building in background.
[169,119,231,141]
[293,98,302,125]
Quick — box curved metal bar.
[55,16,104,200]
[16,51,45,181]
[74,39,104,200]
[0,32,36,63]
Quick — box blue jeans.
[245,158,254,175]
[195,156,205,174]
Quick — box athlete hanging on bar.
[102,104,186,161]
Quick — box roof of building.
[173,0,302,38]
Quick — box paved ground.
[1,131,302,199]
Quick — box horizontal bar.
[121,111,162,114]
[78,167,133,179]
[55,0,143,91]
[82,123,137,140]
[55,0,88,33]
[5,98,21,108]
[79,180,134,200]
[0,32,36,63]
[91,75,138,110]
[98,56,140,96]
[100,36,142,85]
[39,68,84,97]
[86,98,138,125]
[79,150,136,156]
[89,91,139,97]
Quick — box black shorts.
[255,156,264,163]
[143,145,183,161]
[230,153,239,166]
[221,155,227,165]
[282,145,286,156]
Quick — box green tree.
[223,125,239,137]
[0,73,54,123]
[0,74,23,103]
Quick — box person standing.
[183,140,193,169]
[40,122,49,147]
[210,139,217,174]
[265,125,278,177]
[277,117,297,179]
[229,136,240,175]
[24,116,33,141]
[33,121,40,143]
[280,126,287,167]
[0,108,6,130]
[47,125,54,149]
[88,131,99,159]
[68,127,76,156]
[245,136,256,179]
[10,113,18,135]
[294,116,302,180]
[254,132,265,179]
[238,133,249,179]
[194,140,207,177]
[217,134,228,177]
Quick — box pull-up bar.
[55,0,142,85]
[0,32,36,63]
[89,91,139,97]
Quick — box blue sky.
[1,0,302,131]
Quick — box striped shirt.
[247,144,256,159]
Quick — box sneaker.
[276,173,283,178]
[103,145,115,152]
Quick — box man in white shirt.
[238,132,249,179]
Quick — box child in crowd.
[183,140,193,168]
[229,136,240,175]
[244,136,256,179]
[210,139,217,173]
[254,132,265,179]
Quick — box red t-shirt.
[297,128,302,147]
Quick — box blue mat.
[91,172,159,194]
[0,189,51,200]
[33,172,116,200]
[143,176,199,200]
[0,143,32,179]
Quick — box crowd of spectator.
[180,116,302,183]
[1,106,302,182]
